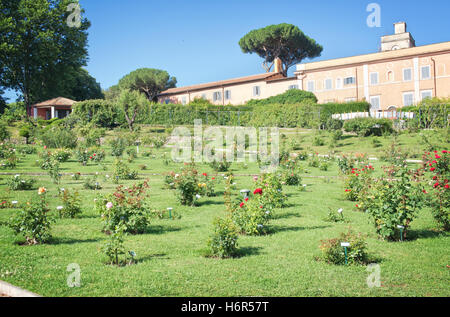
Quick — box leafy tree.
[0,88,7,114]
[71,99,121,128]
[0,0,90,114]
[65,68,104,101]
[117,90,149,131]
[118,68,177,101]
[104,84,122,101]
[239,23,323,76]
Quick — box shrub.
[422,150,449,230]
[39,126,77,149]
[72,99,122,128]
[17,145,37,155]
[102,223,136,266]
[324,208,346,223]
[343,166,374,202]
[325,118,344,131]
[209,154,232,172]
[52,148,72,162]
[343,118,394,137]
[83,176,102,190]
[19,124,32,144]
[319,229,368,265]
[0,123,11,141]
[246,89,318,107]
[8,188,54,245]
[58,189,82,218]
[362,165,424,240]
[175,167,201,206]
[96,181,151,234]
[110,138,127,157]
[7,175,36,191]
[207,217,239,258]
[0,143,17,169]
[256,173,287,209]
[112,159,138,183]
[231,196,272,235]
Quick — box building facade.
[159,23,450,110]
[31,97,75,120]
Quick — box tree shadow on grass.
[201,200,225,206]
[234,246,264,258]
[272,212,302,220]
[406,228,448,241]
[266,224,331,235]
[48,237,101,245]
[136,253,169,263]
[144,225,181,235]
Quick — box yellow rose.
[38,187,47,195]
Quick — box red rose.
[253,188,263,195]
[435,155,441,159]
[245,198,249,202]
[212,177,215,180]
[240,202,245,208]
[93,153,97,157]
[44,146,47,150]
[445,184,449,189]
[202,173,207,177]
[434,182,440,188]
[430,167,436,172]
[423,189,428,194]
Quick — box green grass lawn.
[0,128,449,297]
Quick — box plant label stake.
[397,225,405,242]
[240,189,250,199]
[341,242,350,265]
[167,207,173,220]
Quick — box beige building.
[159,22,450,110]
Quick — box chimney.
[274,58,283,73]
[394,22,407,34]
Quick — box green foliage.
[118,68,177,101]
[83,175,102,190]
[38,126,78,149]
[402,98,450,129]
[319,230,368,265]
[0,123,11,141]
[7,175,36,191]
[231,196,272,235]
[102,223,136,266]
[344,118,394,137]
[112,159,138,183]
[239,23,323,75]
[423,151,449,230]
[96,181,151,234]
[18,124,32,144]
[0,0,90,108]
[362,165,425,240]
[175,167,202,206]
[246,89,317,107]
[254,173,286,209]
[110,138,127,157]
[8,190,54,245]
[72,99,121,128]
[117,89,149,131]
[207,217,239,258]
[58,189,82,218]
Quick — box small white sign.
[341,242,350,247]
[397,225,405,229]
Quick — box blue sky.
[5,0,450,100]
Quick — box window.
[387,71,394,82]
[421,66,431,80]
[213,91,222,102]
[307,81,315,92]
[344,77,356,85]
[336,78,342,89]
[225,90,231,100]
[403,68,412,82]
[370,72,379,85]
[421,90,433,100]
[345,97,357,103]
[201,94,207,100]
[288,85,299,90]
[253,86,261,97]
[181,97,187,105]
[403,92,414,106]
[324,79,333,90]
[370,96,380,110]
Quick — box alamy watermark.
[366,3,381,28]
[67,263,81,288]
[66,3,81,28]
[366,264,381,288]
[170,120,280,172]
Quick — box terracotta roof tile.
[33,97,76,107]
[159,72,285,95]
